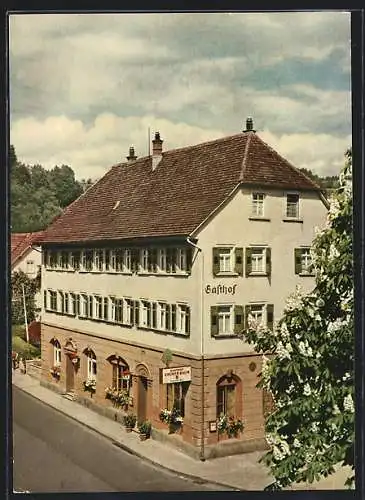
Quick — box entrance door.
[137,376,148,424]
[66,355,75,392]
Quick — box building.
[11,231,44,316]
[37,119,328,459]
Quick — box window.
[148,248,158,273]
[286,193,300,218]
[178,305,190,335]
[94,296,103,320]
[166,304,177,331]
[81,250,93,271]
[86,350,97,380]
[70,251,80,270]
[87,295,93,318]
[80,294,88,317]
[94,250,104,272]
[166,382,189,417]
[49,290,57,311]
[115,249,123,272]
[159,248,167,272]
[166,248,177,273]
[123,249,131,272]
[124,299,133,324]
[213,247,243,276]
[151,302,157,328]
[295,248,313,275]
[111,298,123,323]
[53,340,62,366]
[245,247,271,276]
[211,305,244,336]
[26,260,35,274]
[140,249,149,272]
[217,378,237,418]
[70,293,77,315]
[140,301,151,327]
[159,303,167,329]
[252,193,265,217]
[43,290,48,310]
[103,297,109,321]
[50,251,57,269]
[177,248,187,272]
[245,304,274,330]
[110,357,130,392]
[60,251,69,270]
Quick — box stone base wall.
[41,322,267,457]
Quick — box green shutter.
[245,248,252,277]
[212,248,219,276]
[186,247,192,273]
[186,307,190,335]
[43,290,47,309]
[234,305,244,334]
[244,305,251,329]
[294,248,302,274]
[266,248,272,276]
[267,304,274,330]
[211,306,218,336]
[234,248,244,276]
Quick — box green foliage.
[299,167,340,194]
[12,335,41,359]
[10,145,83,232]
[11,270,38,325]
[246,150,354,490]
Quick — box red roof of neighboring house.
[39,130,321,245]
[11,232,44,267]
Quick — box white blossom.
[280,322,289,339]
[303,383,311,396]
[273,445,285,461]
[333,404,340,415]
[329,243,341,260]
[311,422,319,433]
[316,298,325,308]
[293,438,301,448]
[316,352,322,359]
[276,341,291,360]
[328,197,341,219]
[327,318,346,334]
[342,372,351,381]
[343,394,354,413]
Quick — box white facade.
[12,246,42,278]
[41,185,327,358]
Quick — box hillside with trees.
[10,145,94,233]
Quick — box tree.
[11,270,39,325]
[245,150,354,490]
[49,164,83,208]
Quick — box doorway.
[66,355,75,392]
[137,376,148,424]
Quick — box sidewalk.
[11,371,350,491]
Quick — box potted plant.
[50,365,61,379]
[138,420,151,440]
[217,414,244,438]
[122,413,137,432]
[83,378,96,395]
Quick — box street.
[12,387,222,493]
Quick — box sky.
[9,11,351,181]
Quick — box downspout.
[186,236,205,461]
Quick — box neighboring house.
[11,231,43,316]
[37,119,328,458]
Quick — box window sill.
[137,325,189,336]
[282,218,303,223]
[248,272,269,277]
[248,216,271,222]
[212,333,239,339]
[137,271,190,277]
[299,272,315,277]
[215,272,239,277]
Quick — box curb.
[12,382,241,492]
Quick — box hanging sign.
[162,366,191,384]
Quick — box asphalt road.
[12,387,223,493]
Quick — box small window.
[140,301,151,327]
[216,376,239,418]
[246,247,271,276]
[252,193,265,217]
[159,248,167,272]
[159,303,166,329]
[286,193,299,218]
[53,340,62,366]
[94,250,104,272]
[110,358,130,392]
[124,299,133,324]
[123,249,131,272]
[178,305,190,335]
[140,249,149,272]
[251,248,265,273]
[26,260,35,275]
[295,247,313,275]
[94,296,103,319]
[112,298,123,323]
[50,290,57,311]
[245,303,274,330]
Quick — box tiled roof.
[38,131,321,245]
[11,232,43,267]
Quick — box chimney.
[126,146,137,162]
[243,117,255,133]
[152,131,163,171]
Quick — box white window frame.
[252,193,265,217]
[218,248,233,273]
[140,300,150,327]
[94,249,104,272]
[124,299,132,324]
[249,304,266,327]
[49,290,57,311]
[177,248,187,272]
[158,248,167,272]
[54,341,62,366]
[87,351,97,380]
[286,193,300,219]
[251,247,266,273]
[301,248,312,274]
[217,305,233,335]
[177,304,189,334]
[140,249,149,272]
[109,250,116,272]
[123,249,131,272]
[159,302,167,330]
[80,294,88,317]
[94,295,103,320]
